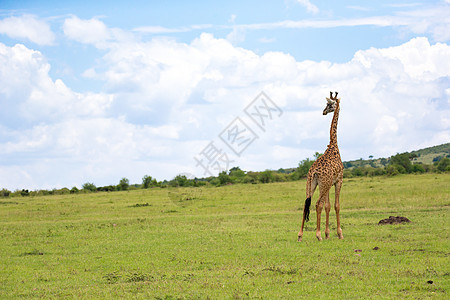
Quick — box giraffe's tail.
[304,197,312,222]
[303,171,314,222]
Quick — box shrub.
[82,182,97,192]
[293,158,314,180]
[243,172,259,184]
[55,188,70,195]
[229,167,245,178]
[117,178,130,191]
[351,167,364,177]
[97,185,116,192]
[343,169,353,178]
[386,165,399,176]
[368,167,386,176]
[142,175,156,189]
[389,153,413,173]
[437,157,450,172]
[0,188,11,198]
[412,164,425,173]
[259,170,274,184]
[273,172,288,182]
[218,171,232,185]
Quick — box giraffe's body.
[298,92,344,241]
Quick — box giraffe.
[297,91,344,241]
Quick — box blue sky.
[0,0,449,190]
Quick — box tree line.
[1,152,449,198]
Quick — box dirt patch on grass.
[378,216,411,225]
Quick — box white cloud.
[296,0,319,14]
[0,14,55,45]
[0,22,449,189]
[63,16,111,47]
[223,3,450,42]
[0,43,113,125]
[133,24,213,34]
[397,6,450,42]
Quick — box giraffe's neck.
[329,100,340,147]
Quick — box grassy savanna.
[1,174,449,298]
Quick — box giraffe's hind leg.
[335,175,344,239]
[324,193,331,239]
[298,174,318,242]
[315,187,329,241]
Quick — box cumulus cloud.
[90,33,449,173]
[63,16,134,48]
[0,43,113,126]
[0,16,449,189]
[63,16,111,46]
[0,14,55,45]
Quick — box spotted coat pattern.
[298,95,344,241]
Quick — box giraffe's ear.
[326,97,333,104]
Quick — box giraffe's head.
[323,91,339,115]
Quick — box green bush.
[437,157,449,172]
[389,153,413,173]
[117,178,130,191]
[218,171,232,185]
[142,175,158,189]
[412,164,425,173]
[386,165,399,176]
[259,170,274,184]
[82,182,97,192]
[0,188,11,198]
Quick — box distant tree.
[70,187,79,194]
[142,175,154,189]
[243,172,259,184]
[437,157,450,172]
[380,158,388,166]
[295,158,314,179]
[343,161,353,168]
[82,182,97,192]
[273,172,288,182]
[0,188,11,198]
[218,171,232,185]
[229,167,245,178]
[314,152,323,160]
[386,165,399,176]
[351,167,364,177]
[55,188,70,195]
[259,170,274,184]
[170,175,190,187]
[369,155,374,160]
[412,164,425,173]
[389,153,413,173]
[97,185,116,192]
[118,178,130,191]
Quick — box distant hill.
[410,143,450,164]
[343,143,450,169]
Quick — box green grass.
[1,174,449,299]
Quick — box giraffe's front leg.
[324,195,331,239]
[297,214,305,242]
[335,178,344,239]
[315,200,324,241]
